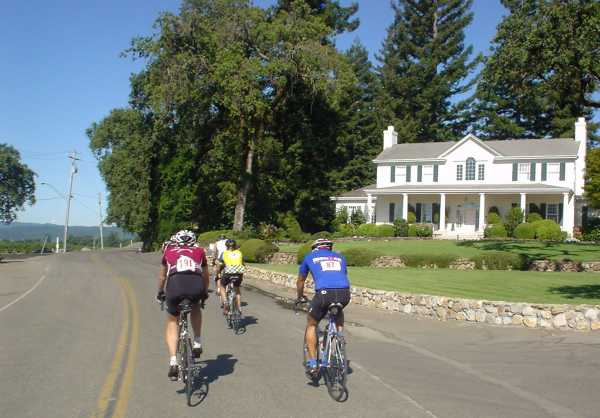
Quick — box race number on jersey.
[176,255,197,272]
[320,259,342,272]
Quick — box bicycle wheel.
[182,338,194,406]
[323,336,348,402]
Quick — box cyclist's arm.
[296,273,307,299]
[158,265,167,292]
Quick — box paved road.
[2,251,600,418]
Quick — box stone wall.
[267,252,297,265]
[245,266,600,332]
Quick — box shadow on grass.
[456,240,595,260]
[549,285,600,300]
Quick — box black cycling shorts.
[309,288,351,321]
[165,273,206,316]
[221,273,243,288]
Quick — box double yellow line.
[91,274,140,418]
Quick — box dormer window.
[465,158,476,180]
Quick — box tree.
[275,0,359,34]
[378,0,481,143]
[505,206,524,237]
[474,0,600,140]
[585,148,600,208]
[0,144,35,224]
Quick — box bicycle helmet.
[311,238,333,250]
[173,229,196,246]
[225,239,236,249]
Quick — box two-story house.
[332,118,589,239]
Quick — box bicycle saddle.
[178,298,193,313]
[327,303,344,316]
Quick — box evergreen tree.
[378,0,481,143]
[474,0,600,140]
[275,0,359,34]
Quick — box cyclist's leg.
[234,275,242,312]
[334,289,351,333]
[166,313,178,357]
[220,276,230,314]
[305,314,319,360]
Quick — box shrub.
[487,212,502,225]
[415,224,433,237]
[282,213,305,242]
[357,224,378,237]
[484,223,508,238]
[333,207,349,230]
[376,224,395,237]
[526,212,543,223]
[258,223,281,241]
[393,218,409,237]
[401,254,457,268]
[239,239,278,263]
[505,207,524,236]
[488,206,500,215]
[297,242,313,264]
[407,211,417,224]
[472,251,528,270]
[311,231,332,239]
[531,219,563,241]
[336,223,355,237]
[583,226,600,241]
[341,248,382,267]
[513,222,536,239]
[350,208,366,226]
[408,224,417,237]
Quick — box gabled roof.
[337,184,376,198]
[375,136,579,162]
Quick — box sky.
[2,0,506,226]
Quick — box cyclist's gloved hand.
[156,290,166,303]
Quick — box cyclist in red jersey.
[157,230,209,380]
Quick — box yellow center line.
[90,252,140,418]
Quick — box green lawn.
[277,240,600,261]
[254,263,600,305]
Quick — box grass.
[276,240,600,262]
[254,263,600,305]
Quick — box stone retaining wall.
[246,266,600,332]
[266,252,297,265]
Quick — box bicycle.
[223,273,243,333]
[296,298,349,402]
[161,298,203,406]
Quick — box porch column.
[366,193,372,224]
[563,192,574,237]
[479,193,486,231]
[439,193,446,231]
[402,193,408,221]
[520,193,527,213]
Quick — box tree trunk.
[232,119,260,231]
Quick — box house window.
[548,163,560,180]
[466,158,476,180]
[422,203,433,223]
[478,164,485,180]
[397,165,406,182]
[423,165,433,182]
[518,163,530,181]
[390,165,396,183]
[456,165,463,181]
[547,203,559,223]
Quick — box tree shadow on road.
[549,284,600,301]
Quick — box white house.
[332,118,590,239]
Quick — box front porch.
[362,184,575,239]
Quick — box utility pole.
[63,151,79,253]
[98,192,104,250]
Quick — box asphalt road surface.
[2,250,600,418]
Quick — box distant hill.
[0,222,134,241]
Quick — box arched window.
[465,157,476,180]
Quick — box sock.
[169,356,177,366]
[306,358,317,368]
[193,337,202,347]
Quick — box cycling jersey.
[162,245,207,277]
[299,249,350,290]
[220,249,245,274]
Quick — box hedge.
[341,248,382,267]
[393,218,408,237]
[311,231,332,239]
[526,212,543,223]
[487,212,502,225]
[513,222,536,239]
[531,220,563,241]
[401,254,457,268]
[484,223,508,238]
[239,239,278,263]
[583,226,600,241]
[408,224,417,237]
[335,223,355,237]
[472,251,528,270]
[357,224,378,237]
[376,224,395,237]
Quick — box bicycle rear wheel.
[181,338,194,406]
[323,336,348,402]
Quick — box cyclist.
[157,230,209,380]
[213,234,228,307]
[218,239,245,316]
[296,238,351,377]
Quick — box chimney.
[575,117,587,196]
[383,126,397,150]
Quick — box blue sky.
[2,0,506,226]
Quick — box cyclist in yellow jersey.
[218,239,245,315]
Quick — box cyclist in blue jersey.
[297,238,351,377]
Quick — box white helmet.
[173,230,196,246]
